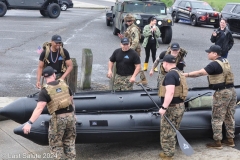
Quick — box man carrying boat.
[183,45,237,149]
[158,54,188,160]
[23,66,76,160]
[107,37,141,91]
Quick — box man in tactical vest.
[159,54,188,160]
[118,13,147,85]
[150,42,187,87]
[183,45,237,149]
[23,66,76,159]
[36,35,73,89]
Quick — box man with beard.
[36,35,73,88]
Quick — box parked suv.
[0,0,62,18]
[171,0,220,28]
[107,0,173,44]
[221,3,240,35]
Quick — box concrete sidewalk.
[72,1,110,9]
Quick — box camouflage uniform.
[159,68,188,158]
[212,88,236,141]
[160,104,185,157]
[152,47,187,87]
[49,113,76,160]
[124,14,147,84]
[113,74,133,91]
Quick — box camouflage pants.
[157,73,166,88]
[212,87,237,141]
[49,112,76,160]
[113,74,133,91]
[160,104,185,157]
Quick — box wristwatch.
[27,120,33,125]
[161,106,167,110]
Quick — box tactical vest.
[160,48,187,75]
[44,80,71,114]
[124,24,141,56]
[207,59,234,85]
[159,69,188,100]
[43,42,67,73]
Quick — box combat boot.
[206,140,223,149]
[143,63,148,71]
[159,152,173,160]
[222,138,235,147]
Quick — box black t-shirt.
[148,31,156,44]
[161,68,184,104]
[109,48,141,76]
[39,48,70,74]
[38,80,73,113]
[204,57,233,90]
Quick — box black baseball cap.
[42,66,57,77]
[170,42,180,51]
[205,45,222,55]
[121,37,130,45]
[162,54,176,63]
[52,35,62,43]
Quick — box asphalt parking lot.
[1,1,240,159]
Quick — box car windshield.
[123,2,166,14]
[191,2,213,10]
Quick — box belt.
[216,86,233,91]
[56,112,74,117]
[169,102,184,107]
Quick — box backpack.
[42,42,67,72]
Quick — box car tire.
[191,15,198,26]
[121,22,127,34]
[0,2,7,17]
[61,3,68,11]
[112,18,120,35]
[106,18,111,26]
[40,10,48,17]
[47,3,61,18]
[161,26,172,44]
[172,12,179,23]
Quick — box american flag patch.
[37,46,43,54]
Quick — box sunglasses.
[126,20,132,22]
[55,42,62,44]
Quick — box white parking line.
[0,30,34,32]
[0,38,16,40]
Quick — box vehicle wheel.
[106,18,111,26]
[112,19,120,35]
[40,10,48,17]
[214,24,219,28]
[161,26,172,44]
[172,12,179,23]
[61,3,68,11]
[47,3,61,18]
[0,2,7,17]
[191,15,198,26]
[120,22,127,34]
